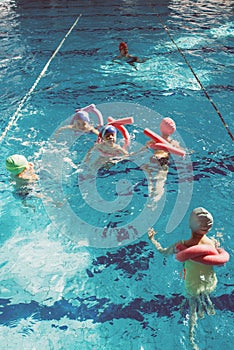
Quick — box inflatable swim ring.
[144,128,185,157]
[176,243,230,266]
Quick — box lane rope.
[155,13,234,142]
[0,14,82,144]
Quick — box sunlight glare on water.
[0,1,233,349]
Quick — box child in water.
[84,124,129,170]
[6,154,39,197]
[144,117,182,166]
[141,117,183,209]
[148,207,227,350]
[55,110,99,137]
[6,154,64,208]
[6,154,39,183]
[112,42,147,70]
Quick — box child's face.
[103,132,116,143]
[75,119,88,130]
[19,162,39,181]
[120,47,128,56]
[26,162,36,175]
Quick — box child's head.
[119,41,128,54]
[160,117,176,137]
[6,154,29,175]
[73,111,90,129]
[100,125,117,142]
[76,111,90,122]
[189,207,213,235]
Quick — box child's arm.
[55,124,73,137]
[89,126,99,136]
[148,228,176,256]
[111,143,129,156]
[119,146,129,156]
[130,145,148,157]
[112,55,122,63]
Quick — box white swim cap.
[189,207,213,234]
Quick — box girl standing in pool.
[148,207,229,350]
[140,117,184,210]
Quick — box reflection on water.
[169,0,234,23]
[1,1,233,350]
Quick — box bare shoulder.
[170,139,181,148]
[202,236,217,247]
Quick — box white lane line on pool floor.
[0,14,82,144]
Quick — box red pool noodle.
[144,128,185,157]
[176,244,230,266]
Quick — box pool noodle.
[144,128,185,157]
[107,116,134,125]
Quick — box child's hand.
[148,228,156,240]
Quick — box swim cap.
[160,118,176,136]
[119,42,128,51]
[6,154,29,175]
[189,207,214,234]
[75,111,90,122]
[101,125,117,138]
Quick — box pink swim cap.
[160,118,176,136]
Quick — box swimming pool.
[0,0,233,349]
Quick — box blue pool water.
[0,0,233,349]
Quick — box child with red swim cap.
[119,41,128,51]
[112,41,147,69]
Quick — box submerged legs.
[188,293,215,349]
[189,297,199,350]
[145,167,168,210]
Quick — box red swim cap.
[119,42,128,50]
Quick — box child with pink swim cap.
[160,117,176,138]
[140,117,183,210]
[145,117,182,162]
